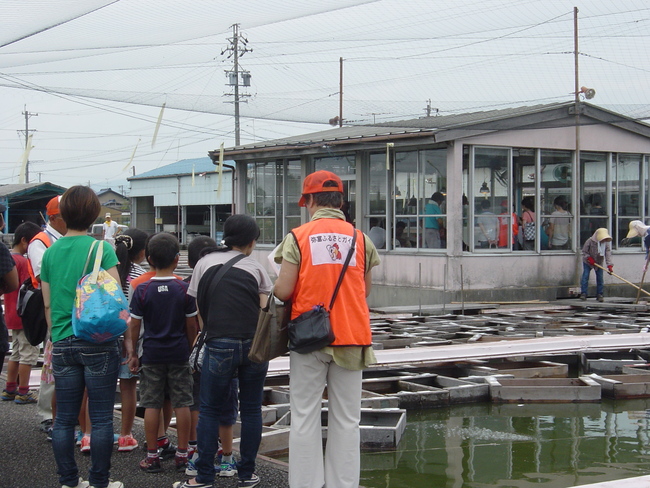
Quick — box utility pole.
[18,105,38,183]
[222,24,252,146]
[339,57,343,127]
[423,100,438,118]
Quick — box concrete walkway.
[568,476,650,487]
[0,396,289,488]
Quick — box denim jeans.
[196,338,268,483]
[581,262,604,296]
[52,336,120,488]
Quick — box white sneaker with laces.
[61,477,89,488]
[89,481,124,488]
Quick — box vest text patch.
[308,232,357,266]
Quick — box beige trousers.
[288,350,362,488]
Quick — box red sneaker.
[139,456,163,473]
[117,434,139,452]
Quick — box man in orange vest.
[27,195,67,434]
[274,170,380,488]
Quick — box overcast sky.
[0,0,648,191]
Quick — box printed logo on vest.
[309,233,357,266]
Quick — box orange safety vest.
[26,231,52,288]
[498,212,519,248]
[291,218,371,347]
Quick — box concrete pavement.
[0,397,289,488]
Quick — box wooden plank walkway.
[267,332,650,374]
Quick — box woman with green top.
[41,185,133,488]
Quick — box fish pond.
[359,399,650,488]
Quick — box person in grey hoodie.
[580,228,613,302]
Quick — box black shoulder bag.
[287,229,357,354]
[190,253,246,372]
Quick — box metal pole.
[21,105,37,183]
[636,266,647,304]
[573,6,582,282]
[233,24,241,146]
[443,263,447,313]
[339,57,343,127]
[177,176,181,244]
[637,254,650,303]
[418,262,422,316]
[460,264,465,315]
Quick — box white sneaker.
[62,478,89,488]
[89,482,124,488]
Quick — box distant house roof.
[0,182,66,201]
[128,157,234,181]
[97,188,127,198]
[209,102,650,161]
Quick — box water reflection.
[360,400,650,488]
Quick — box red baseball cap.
[46,195,61,216]
[298,170,343,207]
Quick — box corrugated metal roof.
[0,182,66,198]
[129,157,235,180]
[211,102,650,158]
[213,103,569,154]
[212,125,433,153]
[372,103,568,129]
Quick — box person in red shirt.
[2,221,42,404]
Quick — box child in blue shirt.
[129,233,197,473]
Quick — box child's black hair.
[187,236,217,268]
[12,221,42,248]
[201,214,260,257]
[146,232,179,270]
[115,228,149,288]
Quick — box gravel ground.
[0,399,289,488]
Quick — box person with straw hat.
[580,228,613,302]
[626,220,650,271]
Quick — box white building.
[128,157,234,245]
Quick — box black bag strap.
[329,229,357,311]
[195,253,246,342]
[205,253,246,297]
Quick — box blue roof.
[128,157,234,180]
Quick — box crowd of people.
[3,177,638,487]
[0,170,380,488]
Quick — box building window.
[314,154,356,225]
[393,148,447,250]
[615,153,645,249]
[540,150,573,251]
[467,146,511,252]
[246,160,301,245]
[367,153,387,249]
[579,152,608,248]
[285,160,302,235]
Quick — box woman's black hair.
[115,228,148,288]
[521,196,535,212]
[554,196,568,210]
[201,214,260,257]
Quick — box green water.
[360,400,650,488]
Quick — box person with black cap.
[274,170,380,488]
